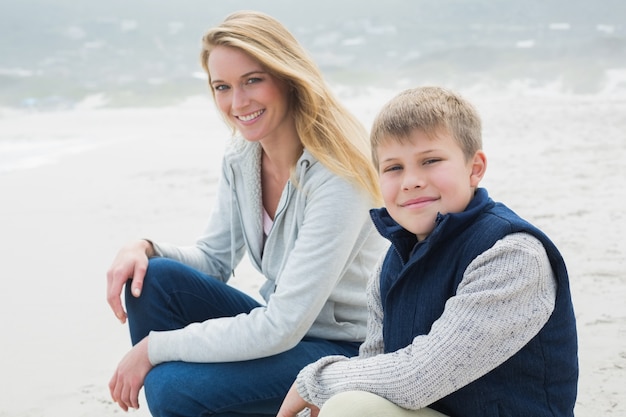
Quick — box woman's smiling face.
[208,45,293,144]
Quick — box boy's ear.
[469,150,487,187]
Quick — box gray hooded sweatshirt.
[148,137,388,365]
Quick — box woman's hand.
[109,337,153,411]
[106,240,154,323]
[277,382,319,417]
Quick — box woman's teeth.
[238,110,263,122]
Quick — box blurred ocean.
[0,0,625,173]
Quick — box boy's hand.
[277,382,319,417]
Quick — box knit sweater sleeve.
[295,232,557,410]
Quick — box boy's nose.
[402,169,423,190]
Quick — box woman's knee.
[144,257,184,286]
[144,364,197,417]
[145,362,259,417]
[143,366,172,416]
[125,258,191,341]
[126,258,186,305]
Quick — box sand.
[0,90,624,416]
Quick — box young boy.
[277,86,578,417]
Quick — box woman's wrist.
[140,239,156,257]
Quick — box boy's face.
[376,128,486,241]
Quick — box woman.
[106,10,387,417]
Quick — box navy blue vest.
[370,188,578,417]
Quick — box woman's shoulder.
[298,149,375,208]
[223,136,258,159]
[221,137,262,178]
[298,149,343,187]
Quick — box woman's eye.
[246,77,262,85]
[213,84,229,92]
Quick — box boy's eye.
[423,158,441,165]
[382,165,402,173]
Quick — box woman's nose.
[231,87,249,109]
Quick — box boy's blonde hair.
[200,10,381,205]
[370,86,482,168]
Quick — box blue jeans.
[125,257,360,417]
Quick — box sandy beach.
[0,90,624,416]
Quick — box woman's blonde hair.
[200,10,381,205]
